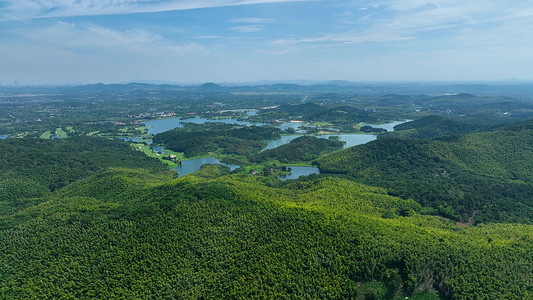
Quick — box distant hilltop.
[199,82,223,89]
[2,81,533,98]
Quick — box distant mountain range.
[2,81,533,98]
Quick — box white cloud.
[231,25,265,33]
[0,0,311,20]
[0,21,215,84]
[9,21,208,56]
[383,0,440,12]
[274,32,413,45]
[196,35,223,39]
[276,0,533,49]
[229,17,274,24]
[3,0,533,83]
[228,17,275,33]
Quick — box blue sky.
[1,0,532,85]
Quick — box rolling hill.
[1,137,532,299]
[316,120,533,223]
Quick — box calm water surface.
[279,166,320,181]
[144,116,411,135]
[172,158,319,180]
[275,122,310,133]
[147,119,411,179]
[244,110,258,118]
[144,116,265,134]
[263,133,377,151]
[151,145,167,154]
[365,120,412,132]
[263,135,305,150]
[119,137,145,142]
[172,157,239,177]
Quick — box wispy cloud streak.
[0,0,311,20]
[275,0,533,47]
[229,17,274,24]
[10,21,208,56]
[274,32,413,45]
[229,17,274,33]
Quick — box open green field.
[132,143,186,167]
[55,128,68,138]
[312,122,335,127]
[40,131,51,139]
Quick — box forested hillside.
[1,137,532,299]
[0,137,168,219]
[153,123,280,157]
[257,102,381,129]
[316,120,533,223]
[251,136,344,163]
[433,120,533,182]
[382,115,486,139]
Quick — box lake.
[279,166,320,181]
[365,120,412,132]
[144,116,266,135]
[172,157,239,177]
[244,110,258,118]
[319,134,377,148]
[151,145,167,154]
[119,137,145,142]
[275,122,310,133]
[0,135,7,139]
[144,115,317,135]
[147,118,410,179]
[172,157,319,180]
[263,135,304,150]
[263,133,377,151]
[145,116,410,137]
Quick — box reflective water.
[263,135,305,150]
[146,119,411,179]
[145,116,411,135]
[172,157,239,177]
[151,145,167,154]
[364,120,412,132]
[275,122,310,133]
[244,110,258,118]
[144,116,266,134]
[119,137,145,142]
[279,166,320,181]
[320,134,377,148]
[263,133,377,151]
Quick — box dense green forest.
[251,136,344,164]
[257,102,382,130]
[0,137,168,219]
[152,123,280,157]
[347,93,533,122]
[1,138,532,299]
[2,84,533,299]
[382,115,487,139]
[316,120,533,223]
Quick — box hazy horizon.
[4,78,533,88]
[1,0,532,85]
